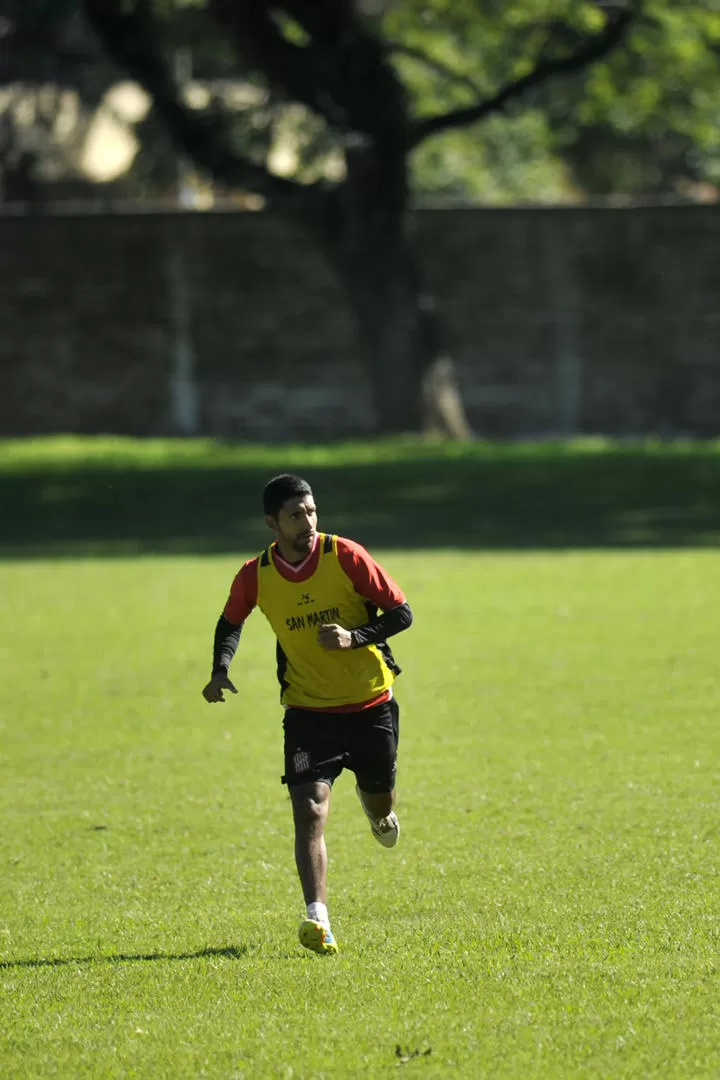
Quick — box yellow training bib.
[256,534,395,709]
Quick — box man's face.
[268,494,318,556]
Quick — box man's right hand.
[202,674,239,703]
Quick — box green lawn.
[1,435,720,554]
[2,536,720,1077]
[2,438,720,1077]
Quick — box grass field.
[1,434,720,554]
[2,439,720,1078]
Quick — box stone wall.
[0,205,718,438]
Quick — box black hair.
[263,474,313,518]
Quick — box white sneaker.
[370,811,400,848]
[356,785,400,848]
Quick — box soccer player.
[202,473,413,956]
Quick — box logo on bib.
[286,606,341,631]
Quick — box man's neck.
[274,535,317,568]
[275,542,304,566]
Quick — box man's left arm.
[348,601,413,648]
[317,539,412,651]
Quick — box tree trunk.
[337,237,470,438]
[338,237,423,432]
[327,147,472,437]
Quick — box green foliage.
[384,0,610,95]
[382,0,720,198]
[411,111,573,202]
[559,2,720,192]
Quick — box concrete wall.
[0,205,718,438]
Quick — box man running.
[202,473,413,956]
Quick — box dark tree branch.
[208,0,348,130]
[0,13,102,89]
[208,0,410,233]
[210,0,407,145]
[278,0,355,43]
[82,0,317,212]
[408,7,634,150]
[284,0,410,151]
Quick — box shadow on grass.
[1,440,719,555]
[0,945,248,970]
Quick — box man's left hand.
[317,623,353,650]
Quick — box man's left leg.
[353,698,401,848]
[356,786,400,847]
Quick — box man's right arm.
[202,559,259,703]
[212,615,244,675]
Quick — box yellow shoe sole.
[299,919,339,955]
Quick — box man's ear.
[265,514,278,533]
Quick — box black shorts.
[282,698,399,793]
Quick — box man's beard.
[290,532,314,553]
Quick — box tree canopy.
[1,0,718,204]
[386,0,720,200]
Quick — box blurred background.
[0,0,718,442]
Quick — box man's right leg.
[290,781,338,955]
[290,780,331,906]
